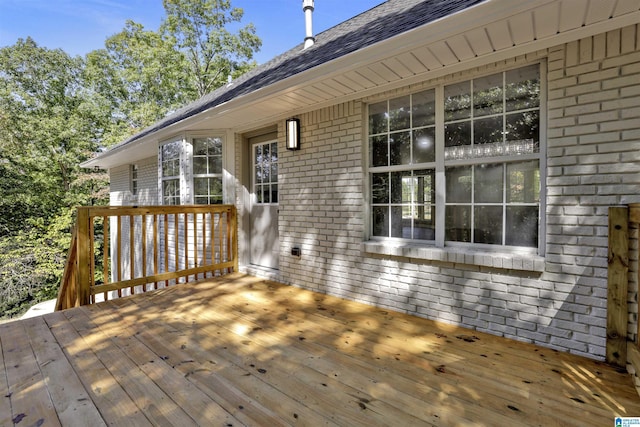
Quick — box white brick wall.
[547,25,640,350]
[106,26,640,361]
[264,25,640,360]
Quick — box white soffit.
[87,0,640,169]
[211,0,640,132]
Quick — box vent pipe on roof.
[303,0,315,49]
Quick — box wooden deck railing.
[56,205,238,311]
[607,203,639,368]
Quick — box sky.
[0,0,384,64]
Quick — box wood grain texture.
[3,273,640,425]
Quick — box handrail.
[55,227,78,311]
[56,205,238,310]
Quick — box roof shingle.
[110,0,484,150]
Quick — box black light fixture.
[286,118,301,151]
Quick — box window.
[369,64,541,249]
[159,135,224,205]
[161,141,181,205]
[253,141,278,204]
[130,164,139,196]
[193,137,223,204]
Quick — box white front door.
[250,139,279,269]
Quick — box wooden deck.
[2,274,639,426]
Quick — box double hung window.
[161,141,181,205]
[369,64,542,250]
[159,135,224,205]
[193,137,223,204]
[131,164,139,196]
[370,89,437,240]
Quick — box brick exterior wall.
[108,25,640,360]
[546,25,640,349]
[269,25,640,360]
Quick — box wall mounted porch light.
[286,118,301,151]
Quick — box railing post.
[231,206,238,273]
[76,207,92,306]
[607,206,629,367]
[632,204,640,350]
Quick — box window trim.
[130,164,139,197]
[189,133,225,205]
[158,132,227,206]
[365,61,547,258]
[159,136,184,206]
[251,139,279,207]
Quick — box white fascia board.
[86,0,639,169]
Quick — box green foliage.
[0,39,108,319]
[0,1,260,318]
[84,21,194,146]
[161,0,261,97]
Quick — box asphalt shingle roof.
[111,0,484,150]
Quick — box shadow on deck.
[2,273,639,426]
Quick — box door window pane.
[253,141,278,205]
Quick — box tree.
[84,21,193,147]
[85,1,262,147]
[161,0,262,97]
[0,1,262,318]
[0,38,107,318]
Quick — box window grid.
[369,64,541,249]
[161,141,181,205]
[131,164,139,196]
[369,89,437,241]
[253,141,278,205]
[193,137,223,205]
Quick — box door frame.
[244,129,280,270]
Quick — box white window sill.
[362,241,545,272]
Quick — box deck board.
[2,273,640,426]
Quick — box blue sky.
[0,0,383,64]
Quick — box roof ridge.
[106,0,485,151]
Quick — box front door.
[250,138,279,269]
